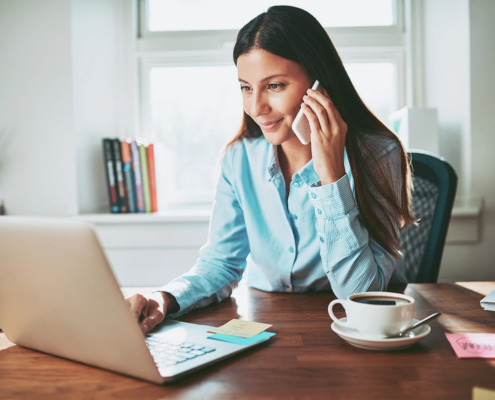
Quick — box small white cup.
[328,292,415,339]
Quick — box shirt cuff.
[153,279,195,318]
[308,174,356,219]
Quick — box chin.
[261,127,292,146]
[262,136,285,146]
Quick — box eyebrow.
[238,74,289,84]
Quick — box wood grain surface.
[1,283,495,400]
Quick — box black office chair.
[398,150,457,283]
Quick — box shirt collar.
[266,143,320,186]
[266,142,350,186]
[266,143,279,180]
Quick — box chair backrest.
[398,150,457,283]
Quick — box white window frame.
[134,0,411,205]
[340,50,406,126]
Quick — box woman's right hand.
[125,291,178,334]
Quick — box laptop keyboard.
[145,337,216,368]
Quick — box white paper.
[481,289,495,311]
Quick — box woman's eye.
[240,85,251,92]
[268,83,285,90]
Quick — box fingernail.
[303,95,308,99]
[307,88,313,93]
[143,324,148,332]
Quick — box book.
[130,141,145,213]
[139,142,152,213]
[120,140,136,213]
[147,143,158,213]
[102,139,120,213]
[112,139,129,213]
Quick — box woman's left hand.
[301,88,348,185]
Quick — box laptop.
[0,217,272,384]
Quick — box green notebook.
[139,143,152,213]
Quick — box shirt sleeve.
[308,143,405,299]
[157,144,250,317]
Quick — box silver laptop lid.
[0,217,163,384]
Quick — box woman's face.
[237,49,313,145]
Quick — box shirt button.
[292,182,300,188]
[292,214,298,220]
[289,246,294,253]
[311,193,317,199]
[320,237,325,243]
[317,209,322,215]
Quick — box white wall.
[423,0,495,281]
[0,0,78,216]
[470,1,495,211]
[448,0,495,281]
[72,0,136,214]
[422,0,471,197]
[0,0,135,216]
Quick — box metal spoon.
[388,312,441,338]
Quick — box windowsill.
[74,208,211,224]
[72,201,481,253]
[75,199,482,236]
[446,198,483,244]
[451,207,480,217]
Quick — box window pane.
[343,62,397,126]
[150,62,398,205]
[148,0,394,32]
[150,66,242,204]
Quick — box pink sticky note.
[445,333,495,358]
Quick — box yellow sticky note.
[473,387,495,400]
[207,319,272,338]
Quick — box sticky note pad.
[445,333,495,358]
[208,319,272,338]
[473,386,495,400]
[208,331,276,346]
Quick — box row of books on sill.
[102,138,158,213]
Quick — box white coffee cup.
[328,292,415,339]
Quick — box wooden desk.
[1,283,495,399]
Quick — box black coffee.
[353,296,410,306]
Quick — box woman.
[127,6,414,334]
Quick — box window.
[137,0,406,207]
[344,61,399,124]
[149,65,241,204]
[147,0,395,32]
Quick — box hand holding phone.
[291,80,324,145]
[296,79,348,185]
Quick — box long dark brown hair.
[228,5,414,258]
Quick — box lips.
[258,118,283,130]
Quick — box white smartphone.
[291,80,324,145]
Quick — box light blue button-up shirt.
[161,136,407,317]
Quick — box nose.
[249,90,270,118]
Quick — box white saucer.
[331,318,431,351]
